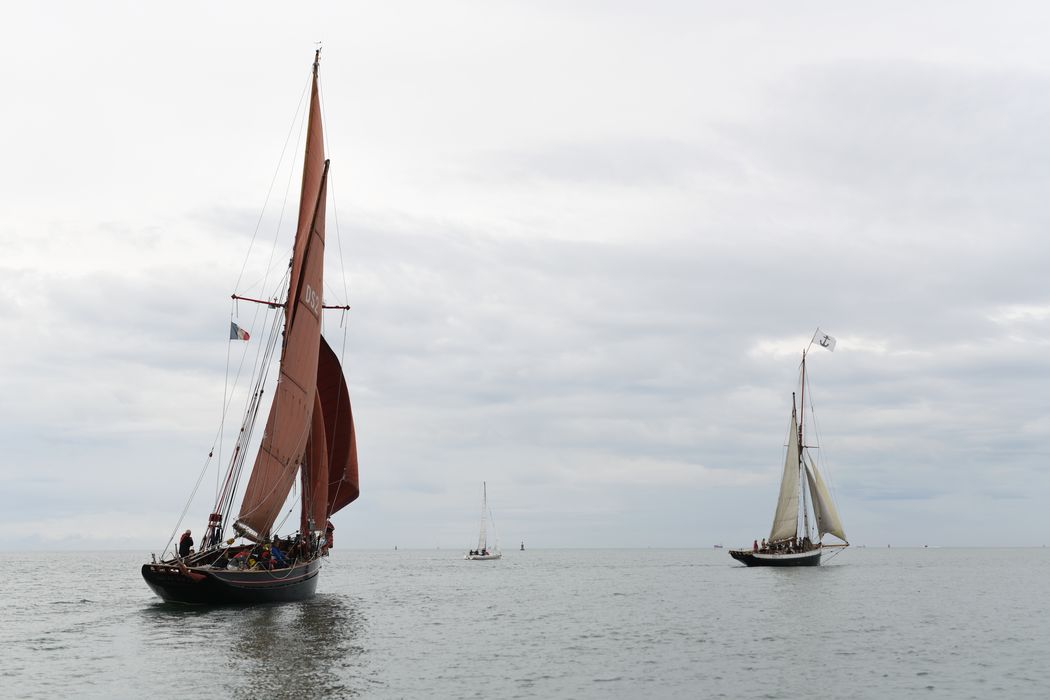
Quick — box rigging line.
[805,377,843,509]
[330,174,350,303]
[488,507,500,549]
[225,274,286,461]
[233,78,310,294]
[220,308,283,525]
[217,83,306,514]
[273,496,300,535]
[823,546,846,564]
[227,312,284,521]
[235,73,306,402]
[234,391,316,527]
[168,310,275,553]
[242,271,289,400]
[215,300,276,497]
[235,150,295,412]
[317,70,351,305]
[162,452,215,557]
[217,318,231,499]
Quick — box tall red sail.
[316,336,360,515]
[235,54,328,540]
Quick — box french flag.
[230,322,250,341]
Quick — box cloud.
[4,3,1050,550]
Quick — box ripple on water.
[3,549,1050,699]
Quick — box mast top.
[313,45,321,76]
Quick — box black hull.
[729,548,822,567]
[142,558,322,605]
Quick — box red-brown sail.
[316,336,360,515]
[301,391,330,535]
[287,53,327,330]
[234,53,329,541]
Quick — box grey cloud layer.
[2,4,1050,549]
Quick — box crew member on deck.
[179,530,194,558]
[322,520,335,554]
[271,542,288,568]
[753,540,758,552]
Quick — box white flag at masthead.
[812,328,836,351]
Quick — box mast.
[798,350,807,448]
[233,51,328,542]
[477,482,489,551]
[799,351,811,540]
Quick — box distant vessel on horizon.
[730,334,848,567]
[465,482,502,560]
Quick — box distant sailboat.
[142,51,360,603]
[465,482,502,560]
[730,337,847,567]
[520,541,525,551]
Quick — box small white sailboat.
[465,482,501,560]
[730,331,848,567]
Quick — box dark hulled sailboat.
[730,333,847,567]
[142,51,359,604]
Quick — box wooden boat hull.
[729,548,822,567]
[464,553,502,560]
[141,558,322,604]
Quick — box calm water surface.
[3,548,1048,698]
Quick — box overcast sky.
[3,2,1049,550]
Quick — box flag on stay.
[230,322,250,341]
[812,328,836,351]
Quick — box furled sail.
[769,413,801,542]
[316,336,359,516]
[235,57,328,541]
[804,456,846,542]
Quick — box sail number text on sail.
[303,284,321,314]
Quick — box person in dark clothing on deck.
[270,543,288,568]
[179,530,194,558]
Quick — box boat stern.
[141,563,213,604]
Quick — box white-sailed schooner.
[465,482,501,560]
[731,334,848,567]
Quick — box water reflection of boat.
[231,595,365,697]
[139,592,365,696]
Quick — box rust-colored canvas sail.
[316,336,359,515]
[287,54,326,330]
[235,56,329,541]
[301,391,330,536]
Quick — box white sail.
[804,456,847,542]
[477,482,489,551]
[769,413,801,542]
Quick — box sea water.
[2,548,1048,698]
